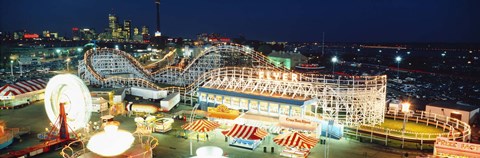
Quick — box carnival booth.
[153,118,174,133]
[274,132,319,158]
[222,124,268,150]
[207,104,240,126]
[434,137,480,158]
[182,119,220,141]
[0,79,47,107]
[91,97,108,113]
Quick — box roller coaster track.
[81,43,389,126]
[83,43,287,95]
[143,48,177,71]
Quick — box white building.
[91,97,108,113]
[113,88,126,104]
[426,101,479,124]
[128,87,167,100]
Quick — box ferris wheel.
[44,74,92,131]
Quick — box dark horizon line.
[2,30,479,44]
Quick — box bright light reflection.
[194,146,224,158]
[87,125,135,157]
[395,56,402,62]
[401,102,410,113]
[331,56,338,63]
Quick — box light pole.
[19,61,23,77]
[395,56,402,79]
[441,53,446,71]
[331,56,338,74]
[10,60,13,77]
[66,58,71,72]
[401,102,410,148]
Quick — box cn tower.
[155,0,161,36]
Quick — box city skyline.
[1,0,479,42]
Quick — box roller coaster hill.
[78,43,471,148]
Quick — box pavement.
[0,101,433,158]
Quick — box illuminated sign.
[279,116,317,131]
[285,117,311,124]
[435,137,480,153]
[24,33,39,39]
[258,71,300,82]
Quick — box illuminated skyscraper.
[141,26,149,35]
[124,20,131,40]
[133,27,139,36]
[80,28,96,40]
[109,14,117,31]
[50,32,59,39]
[109,14,120,39]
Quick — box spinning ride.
[44,74,92,131]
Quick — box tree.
[257,45,273,55]
[0,44,13,68]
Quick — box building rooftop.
[199,87,316,106]
[114,87,125,95]
[427,101,479,112]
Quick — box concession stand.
[222,124,268,150]
[274,131,319,158]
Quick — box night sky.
[1,0,479,42]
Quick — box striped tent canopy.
[181,119,220,132]
[273,132,319,149]
[0,79,47,97]
[221,124,268,140]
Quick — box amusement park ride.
[0,74,92,158]
[78,43,472,150]
[2,103,73,158]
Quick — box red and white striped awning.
[222,124,268,140]
[0,79,47,97]
[273,132,319,149]
[181,119,220,133]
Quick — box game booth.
[433,137,480,158]
[182,119,220,141]
[153,118,174,133]
[222,124,268,150]
[207,104,240,126]
[274,131,319,158]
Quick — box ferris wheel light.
[44,74,92,131]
